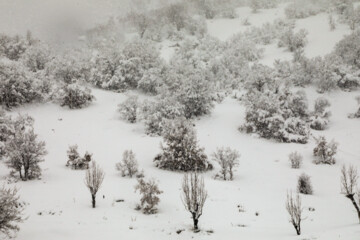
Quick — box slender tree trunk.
[19,170,23,181]
[192,213,198,230]
[347,194,360,223]
[92,194,96,208]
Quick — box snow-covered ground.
[1,1,360,240]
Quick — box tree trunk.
[192,213,198,230]
[347,194,360,223]
[92,194,96,208]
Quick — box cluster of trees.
[66,145,92,170]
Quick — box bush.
[335,30,360,69]
[0,185,25,239]
[135,178,162,214]
[5,115,47,181]
[115,150,139,178]
[57,83,94,109]
[154,118,212,172]
[289,151,303,169]
[310,97,331,130]
[284,0,325,19]
[348,96,360,118]
[0,109,13,156]
[0,33,29,60]
[278,29,308,52]
[66,145,92,170]
[118,96,139,123]
[212,147,240,180]
[313,136,337,165]
[297,173,313,195]
[0,60,43,108]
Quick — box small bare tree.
[341,165,360,223]
[212,147,240,180]
[286,192,303,235]
[0,185,25,239]
[85,161,105,208]
[116,150,138,178]
[181,172,207,231]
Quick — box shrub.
[0,34,29,60]
[57,83,94,109]
[21,43,51,72]
[66,145,92,170]
[115,150,139,178]
[118,96,139,123]
[212,147,240,180]
[297,173,313,195]
[348,96,360,118]
[313,136,337,165]
[289,151,303,169]
[0,109,13,156]
[335,30,360,69]
[5,115,47,181]
[284,0,325,19]
[154,118,212,172]
[310,97,331,130]
[0,185,25,239]
[135,178,162,214]
[278,29,308,52]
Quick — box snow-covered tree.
[348,96,360,118]
[5,115,47,181]
[0,34,29,61]
[341,165,360,223]
[21,43,51,72]
[0,185,25,239]
[297,173,313,195]
[181,172,207,231]
[56,83,94,109]
[118,96,139,123]
[85,161,105,208]
[0,108,12,156]
[135,177,162,214]
[0,60,42,108]
[212,147,240,180]
[289,151,303,169]
[310,97,331,130]
[335,30,360,69]
[313,136,337,165]
[278,29,308,52]
[154,118,212,171]
[116,150,139,178]
[286,192,303,235]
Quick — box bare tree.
[85,161,105,208]
[0,185,25,239]
[341,165,360,223]
[286,192,303,235]
[212,147,240,180]
[181,172,207,231]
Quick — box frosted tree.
[116,150,138,178]
[181,172,207,231]
[85,161,105,208]
[127,11,153,38]
[118,96,139,123]
[0,108,12,156]
[135,178,162,214]
[212,147,240,180]
[154,118,212,171]
[57,83,95,109]
[297,173,313,195]
[341,165,360,223]
[286,192,303,235]
[313,136,337,165]
[348,96,360,118]
[0,185,25,239]
[5,115,47,181]
[310,97,331,130]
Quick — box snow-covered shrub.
[225,34,264,62]
[0,185,25,239]
[135,178,162,214]
[181,172,207,231]
[126,11,154,38]
[21,43,51,72]
[335,30,360,69]
[115,150,139,178]
[0,33,29,60]
[137,66,166,95]
[297,173,313,195]
[85,161,105,208]
[0,109,13,156]
[212,147,240,180]
[278,29,308,52]
[286,192,303,235]
[184,16,208,38]
[310,97,331,130]
[141,97,185,136]
[154,118,212,172]
[245,63,277,92]
[285,0,325,19]
[348,96,360,118]
[66,145,92,170]
[5,115,47,181]
[250,0,278,13]
[118,96,139,123]
[0,60,43,108]
[240,89,310,143]
[164,3,188,31]
[313,136,337,165]
[289,151,303,169]
[57,83,94,109]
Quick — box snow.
[1,2,360,240]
